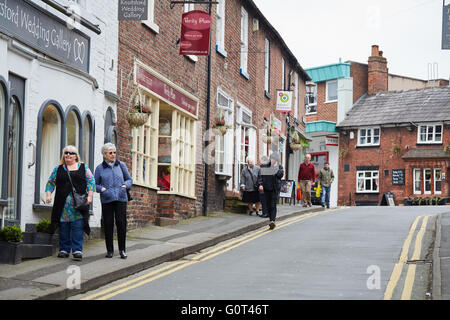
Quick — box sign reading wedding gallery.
[0,0,118,237]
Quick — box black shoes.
[248,210,254,216]
[269,221,276,230]
[260,214,269,218]
[120,251,127,259]
[57,251,69,258]
[72,252,82,261]
[105,252,113,258]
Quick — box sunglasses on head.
[64,151,76,155]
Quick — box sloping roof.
[402,149,450,159]
[337,86,450,128]
[305,63,351,83]
[245,0,311,82]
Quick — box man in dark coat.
[258,152,284,230]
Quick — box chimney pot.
[379,51,383,57]
[371,45,379,56]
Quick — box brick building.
[336,47,450,206]
[303,45,449,207]
[117,0,310,229]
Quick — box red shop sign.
[136,66,198,117]
[179,10,211,56]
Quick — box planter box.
[21,244,54,259]
[0,241,23,265]
[23,232,58,255]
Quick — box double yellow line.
[384,214,432,300]
[81,209,333,300]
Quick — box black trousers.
[102,201,127,253]
[264,190,279,222]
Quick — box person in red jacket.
[298,154,315,207]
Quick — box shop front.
[129,61,199,225]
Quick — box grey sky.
[253,0,450,81]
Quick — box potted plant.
[289,128,302,151]
[262,123,273,144]
[403,196,414,206]
[0,225,23,265]
[212,109,231,135]
[126,87,150,128]
[390,142,402,156]
[35,219,57,246]
[339,148,348,158]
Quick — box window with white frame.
[418,123,443,144]
[237,106,254,186]
[66,110,80,149]
[264,38,270,94]
[184,4,198,62]
[131,95,159,189]
[215,91,233,176]
[326,79,338,102]
[424,168,432,194]
[240,7,249,78]
[306,83,317,114]
[434,168,442,194]
[216,0,226,57]
[356,170,379,193]
[413,169,421,194]
[142,0,159,33]
[358,127,380,146]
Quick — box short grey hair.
[101,143,116,156]
[246,156,254,164]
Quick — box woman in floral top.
[45,145,95,261]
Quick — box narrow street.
[72,206,446,300]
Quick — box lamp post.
[305,81,316,114]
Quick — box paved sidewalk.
[434,211,450,300]
[0,204,323,300]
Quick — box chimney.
[368,45,388,95]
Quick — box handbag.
[119,162,133,201]
[66,166,89,211]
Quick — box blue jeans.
[321,186,331,208]
[259,191,268,215]
[59,218,84,254]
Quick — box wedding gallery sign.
[0,0,90,72]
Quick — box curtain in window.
[66,111,79,148]
[6,98,20,220]
[40,105,61,203]
[83,117,91,166]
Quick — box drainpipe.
[203,3,213,216]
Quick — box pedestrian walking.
[298,154,315,207]
[258,152,284,230]
[45,145,95,261]
[318,161,334,209]
[94,143,133,259]
[258,156,269,218]
[240,156,262,216]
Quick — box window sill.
[305,112,317,116]
[416,142,443,146]
[355,144,380,148]
[157,191,196,200]
[356,191,380,194]
[264,90,271,100]
[216,45,227,58]
[240,69,249,80]
[324,100,338,104]
[142,21,160,34]
[32,204,94,215]
[133,182,160,191]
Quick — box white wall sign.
[276,90,292,113]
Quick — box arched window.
[82,112,94,169]
[66,107,81,149]
[38,103,63,204]
[104,107,117,146]
[6,96,21,221]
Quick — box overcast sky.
[252,0,450,81]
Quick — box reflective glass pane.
[0,87,4,195]
[83,118,90,165]
[6,98,20,221]
[66,111,79,148]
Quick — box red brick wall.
[338,125,450,206]
[350,62,368,103]
[305,81,337,123]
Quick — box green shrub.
[36,219,52,234]
[0,225,23,243]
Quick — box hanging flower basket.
[262,135,273,144]
[290,143,302,151]
[126,86,150,128]
[214,125,228,135]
